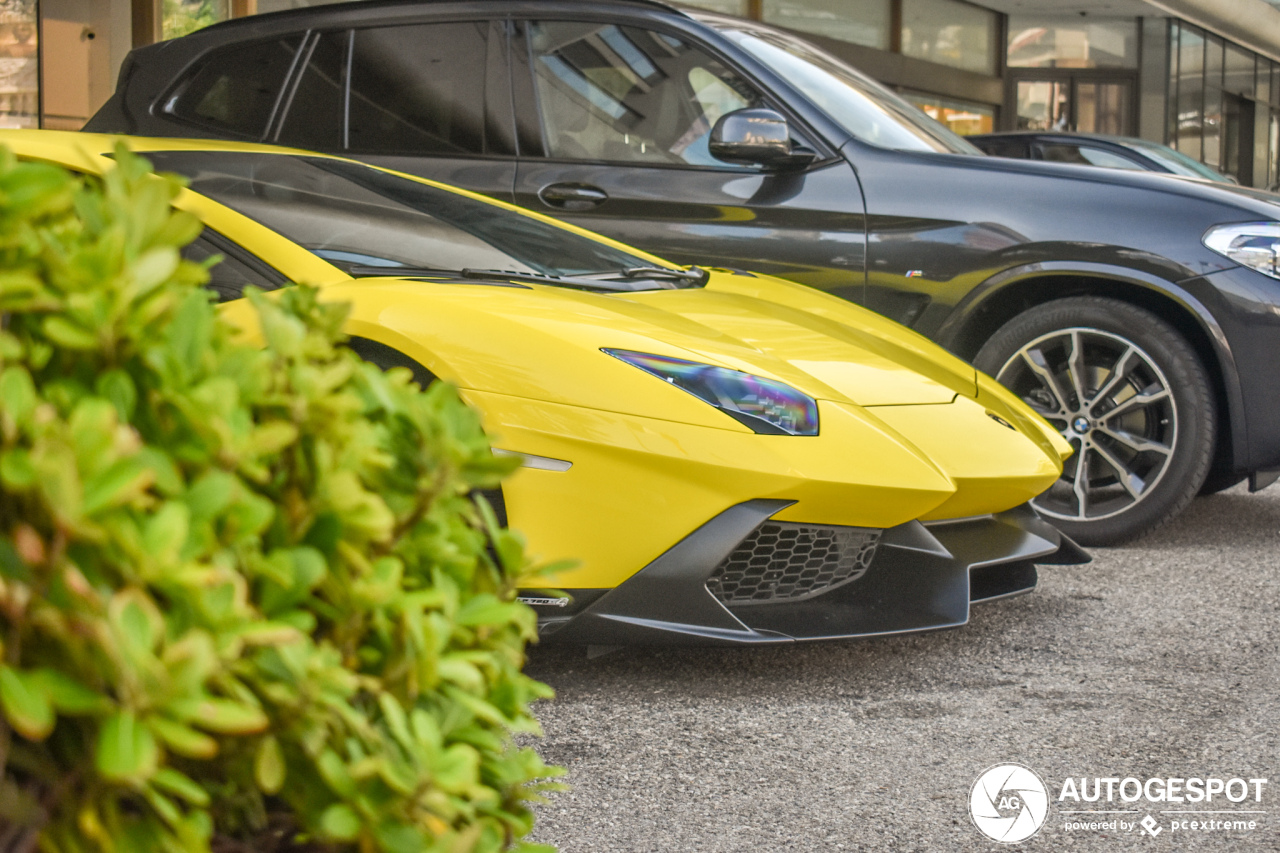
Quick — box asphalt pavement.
[524,484,1279,851]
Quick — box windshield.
[710,20,979,155]
[143,151,670,281]
[1125,140,1233,183]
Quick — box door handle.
[537,182,608,211]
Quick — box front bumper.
[527,501,1088,645]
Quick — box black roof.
[198,0,690,33]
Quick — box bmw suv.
[86,0,1280,544]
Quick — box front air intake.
[706,521,881,606]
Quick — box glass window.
[1007,17,1138,69]
[1127,139,1233,182]
[1037,143,1145,171]
[276,31,346,151]
[902,91,994,136]
[164,0,229,40]
[169,36,305,138]
[527,21,763,166]
[1204,86,1222,167]
[1015,79,1068,131]
[761,0,891,51]
[182,230,284,303]
[676,0,750,14]
[0,1,39,129]
[901,0,997,76]
[715,22,979,153]
[346,22,492,155]
[1205,35,1223,90]
[1224,45,1254,98]
[145,152,666,282]
[1172,25,1203,160]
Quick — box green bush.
[0,146,562,852]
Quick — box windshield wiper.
[616,266,709,285]
[344,265,651,292]
[461,268,657,291]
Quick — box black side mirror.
[709,107,816,170]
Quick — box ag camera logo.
[970,763,1050,843]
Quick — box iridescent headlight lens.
[604,349,819,436]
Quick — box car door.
[270,19,517,201]
[509,18,867,302]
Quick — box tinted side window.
[346,22,492,155]
[1037,142,1147,171]
[182,230,284,303]
[276,31,348,151]
[169,36,303,138]
[975,139,1029,159]
[525,21,764,166]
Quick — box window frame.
[509,13,834,172]
[261,16,517,161]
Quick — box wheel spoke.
[1072,440,1091,519]
[1090,439,1147,500]
[1096,425,1172,456]
[1086,345,1136,413]
[1104,384,1170,420]
[1018,346,1072,417]
[1066,330,1088,412]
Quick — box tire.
[974,297,1216,546]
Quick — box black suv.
[87,0,1280,544]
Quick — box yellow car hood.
[329,269,975,410]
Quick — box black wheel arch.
[936,264,1246,487]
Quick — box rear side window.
[168,36,303,138]
[276,31,347,151]
[346,22,491,155]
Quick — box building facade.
[15,0,1280,188]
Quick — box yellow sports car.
[13,131,1086,645]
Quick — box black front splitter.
[532,500,1088,646]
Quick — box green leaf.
[183,698,268,735]
[151,767,210,807]
[32,669,111,715]
[317,749,356,799]
[96,711,160,782]
[0,666,55,740]
[82,457,154,516]
[0,366,37,423]
[319,804,361,841]
[456,594,523,627]
[148,716,218,759]
[255,735,286,794]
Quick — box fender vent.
[707,522,880,606]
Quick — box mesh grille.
[706,522,880,606]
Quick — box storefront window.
[163,0,230,40]
[1224,44,1253,98]
[901,0,996,76]
[902,91,993,135]
[0,0,38,129]
[677,0,751,15]
[1007,17,1137,69]
[1172,23,1204,161]
[761,0,891,51]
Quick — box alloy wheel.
[996,327,1177,522]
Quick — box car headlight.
[1202,222,1280,278]
[603,349,819,436]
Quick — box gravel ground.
[523,484,1279,851]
